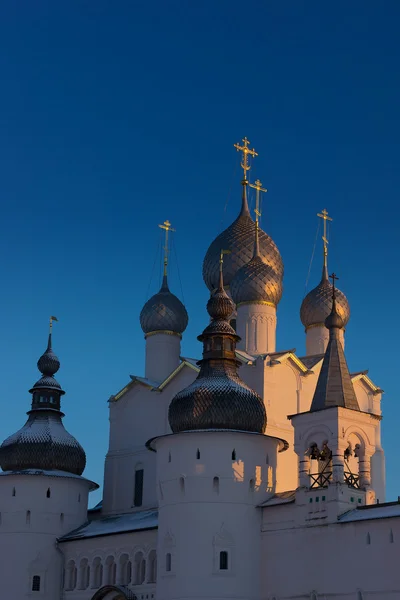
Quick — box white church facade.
[0,139,397,600]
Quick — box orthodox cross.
[49,315,58,335]
[317,208,333,267]
[219,249,232,271]
[249,179,267,224]
[159,220,175,277]
[234,137,258,181]
[329,272,339,299]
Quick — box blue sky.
[0,1,399,505]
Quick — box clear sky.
[0,1,399,506]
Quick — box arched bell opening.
[307,441,332,489]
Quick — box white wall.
[0,473,91,599]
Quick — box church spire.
[310,273,359,412]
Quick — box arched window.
[32,575,41,591]
[46,488,51,498]
[133,551,146,584]
[91,557,103,589]
[266,453,269,464]
[390,529,394,543]
[196,448,201,459]
[168,451,171,463]
[26,510,31,525]
[165,552,172,572]
[119,554,132,585]
[134,465,144,507]
[213,476,219,494]
[366,532,371,545]
[60,513,64,524]
[179,477,185,495]
[65,560,77,590]
[249,479,255,491]
[78,558,90,590]
[105,555,116,585]
[12,487,16,497]
[148,550,157,583]
[232,449,236,461]
[219,551,228,570]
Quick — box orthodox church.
[0,139,398,600]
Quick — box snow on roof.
[59,509,158,542]
[339,502,400,523]
[0,468,98,491]
[258,490,296,507]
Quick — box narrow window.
[249,479,255,491]
[196,448,200,459]
[390,529,394,543]
[26,510,31,525]
[46,488,51,498]
[213,476,219,494]
[168,451,171,463]
[134,468,144,507]
[166,553,172,572]
[12,487,16,497]
[232,449,236,461]
[179,476,185,495]
[60,513,64,524]
[357,592,363,600]
[32,575,41,591]
[78,493,81,503]
[366,532,371,545]
[219,551,228,570]
[266,453,269,464]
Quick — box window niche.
[32,575,41,592]
[133,465,144,507]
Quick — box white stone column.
[145,332,181,383]
[359,451,372,489]
[236,303,277,355]
[299,454,310,488]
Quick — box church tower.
[140,220,188,383]
[0,318,97,599]
[300,210,350,355]
[149,256,287,600]
[292,276,380,518]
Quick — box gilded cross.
[49,315,58,334]
[317,208,333,266]
[329,273,339,298]
[250,179,267,224]
[159,220,176,276]
[233,137,258,180]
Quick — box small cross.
[329,272,339,299]
[234,137,258,180]
[159,220,176,276]
[250,179,267,223]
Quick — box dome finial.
[37,316,60,377]
[317,208,333,280]
[249,178,267,258]
[325,272,345,330]
[158,219,175,280]
[234,137,258,217]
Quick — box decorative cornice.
[305,322,346,332]
[145,330,182,339]
[237,300,276,308]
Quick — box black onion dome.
[0,413,86,475]
[300,266,350,330]
[0,330,86,476]
[202,190,283,291]
[140,275,188,335]
[168,269,266,434]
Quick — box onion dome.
[168,263,267,434]
[310,279,359,412]
[230,220,283,307]
[300,264,350,330]
[140,274,188,336]
[0,327,86,476]
[202,183,283,291]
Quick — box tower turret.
[140,220,188,383]
[0,318,97,599]
[300,209,350,355]
[149,256,286,600]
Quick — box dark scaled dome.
[300,266,350,330]
[0,329,86,476]
[168,268,266,434]
[140,274,188,335]
[202,187,283,291]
